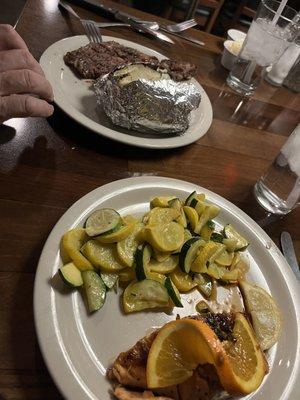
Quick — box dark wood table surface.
[0,0,299,398]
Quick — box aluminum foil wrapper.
[94,67,201,135]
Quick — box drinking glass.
[227,0,298,96]
[254,123,300,215]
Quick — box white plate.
[34,177,300,400]
[40,35,213,149]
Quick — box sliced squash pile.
[58,191,250,314]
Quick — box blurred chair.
[164,0,226,33]
[230,0,256,30]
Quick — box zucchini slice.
[96,221,135,243]
[196,300,210,313]
[223,224,249,251]
[191,241,226,273]
[149,255,178,274]
[152,248,172,262]
[183,206,199,231]
[117,222,143,267]
[200,224,213,241]
[100,272,119,289]
[169,198,187,228]
[170,267,197,292]
[165,277,183,307]
[59,262,83,288]
[206,220,215,230]
[150,196,176,208]
[147,207,180,226]
[207,263,239,282]
[81,240,126,272]
[82,271,106,312]
[144,222,184,252]
[85,209,121,237]
[193,273,213,298]
[194,206,211,234]
[185,191,198,206]
[215,250,234,266]
[134,244,152,281]
[123,279,169,313]
[179,237,205,273]
[211,232,224,243]
[118,268,136,282]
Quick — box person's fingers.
[0,69,53,101]
[0,24,28,51]
[0,49,45,75]
[0,94,54,123]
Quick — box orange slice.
[146,313,268,394]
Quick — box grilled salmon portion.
[107,331,159,389]
[108,314,233,400]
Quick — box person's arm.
[0,24,54,124]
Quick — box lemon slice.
[145,222,184,252]
[239,280,282,350]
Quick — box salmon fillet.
[108,315,232,400]
[107,330,159,388]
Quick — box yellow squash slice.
[81,240,126,272]
[61,228,93,271]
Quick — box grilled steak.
[159,59,197,81]
[64,41,158,79]
[64,41,197,81]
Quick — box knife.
[67,0,174,44]
[280,231,300,282]
[159,27,204,47]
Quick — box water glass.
[254,124,300,215]
[227,0,298,96]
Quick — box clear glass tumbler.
[254,123,300,215]
[227,0,298,96]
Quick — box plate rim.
[40,35,213,149]
[33,176,300,400]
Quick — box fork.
[82,19,103,43]
[165,19,197,33]
[59,0,102,43]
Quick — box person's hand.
[0,24,54,124]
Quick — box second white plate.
[40,35,213,149]
[34,176,300,400]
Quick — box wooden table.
[0,0,299,398]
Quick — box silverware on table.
[64,0,174,44]
[112,12,174,44]
[166,19,197,33]
[59,0,102,43]
[280,231,300,282]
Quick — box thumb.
[0,94,54,123]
